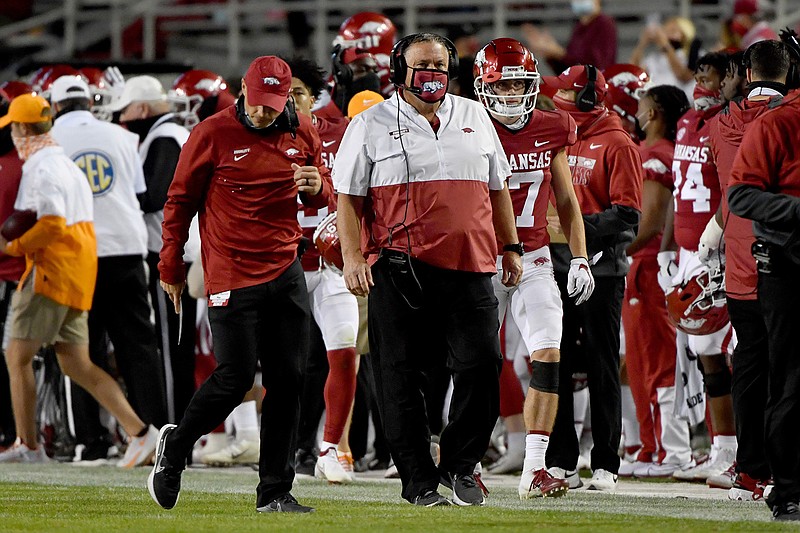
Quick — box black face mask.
[122,115,164,143]
[634,120,647,141]
[333,72,381,114]
[669,39,683,50]
[235,96,299,136]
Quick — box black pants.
[349,354,390,463]
[758,266,800,504]
[369,255,502,503]
[164,260,310,506]
[727,296,771,480]
[296,319,327,454]
[71,256,167,446]
[0,281,17,445]
[147,252,197,424]
[547,274,624,474]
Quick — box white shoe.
[0,438,50,464]
[619,460,651,477]
[587,469,618,491]
[315,447,351,484]
[487,448,524,474]
[384,459,400,479]
[673,447,735,482]
[201,438,259,466]
[547,467,583,489]
[519,468,569,499]
[707,462,736,489]
[338,451,356,482]
[633,462,683,478]
[117,425,159,469]
[192,433,229,464]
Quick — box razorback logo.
[532,256,550,267]
[421,80,445,93]
[462,127,474,133]
[263,77,280,85]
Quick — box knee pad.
[704,370,732,398]
[529,360,559,394]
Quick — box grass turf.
[0,464,796,532]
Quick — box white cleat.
[315,447,351,484]
[201,438,260,467]
[587,469,618,491]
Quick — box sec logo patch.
[73,150,115,196]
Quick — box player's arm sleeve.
[332,116,372,197]
[159,128,214,284]
[582,144,642,237]
[299,126,333,210]
[138,137,183,213]
[728,119,800,228]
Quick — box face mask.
[11,131,57,161]
[408,68,450,104]
[553,94,579,111]
[335,72,381,113]
[635,111,650,140]
[730,20,749,37]
[122,115,162,143]
[669,39,684,50]
[571,0,595,17]
[693,84,722,111]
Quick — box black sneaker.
[295,448,317,476]
[443,473,486,506]
[257,493,315,513]
[147,424,182,509]
[414,489,452,507]
[773,501,800,521]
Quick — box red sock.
[322,347,358,444]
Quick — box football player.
[169,69,236,129]
[333,12,397,97]
[659,52,739,485]
[287,57,359,484]
[474,38,591,499]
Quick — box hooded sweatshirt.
[710,95,781,299]
[551,105,643,277]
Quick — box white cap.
[108,75,166,111]
[50,75,91,103]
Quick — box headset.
[575,64,598,112]
[389,33,459,87]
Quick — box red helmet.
[603,64,651,124]
[313,211,344,274]
[77,67,115,119]
[169,70,236,128]
[666,267,729,335]
[474,38,541,118]
[334,12,396,57]
[33,65,81,97]
[0,81,34,103]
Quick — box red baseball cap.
[542,65,608,104]
[734,0,759,15]
[243,56,291,111]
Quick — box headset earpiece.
[389,33,460,87]
[576,64,597,112]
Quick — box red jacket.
[0,149,25,282]
[709,97,777,300]
[159,106,332,295]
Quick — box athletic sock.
[523,431,550,471]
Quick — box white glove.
[102,66,126,100]
[657,251,679,293]
[698,216,724,269]
[567,257,595,305]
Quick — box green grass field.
[0,464,796,532]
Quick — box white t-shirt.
[52,110,147,257]
[643,50,696,102]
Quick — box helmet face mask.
[666,266,729,335]
[474,39,541,119]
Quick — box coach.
[334,32,522,507]
[150,56,331,514]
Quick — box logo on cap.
[263,77,281,86]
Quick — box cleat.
[519,468,569,499]
[728,472,770,501]
[118,425,159,469]
[315,447,351,484]
[338,450,356,482]
[201,439,259,467]
[707,462,737,489]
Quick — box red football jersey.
[635,138,675,258]
[491,109,577,252]
[298,114,347,271]
[672,108,722,251]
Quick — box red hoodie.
[709,96,779,300]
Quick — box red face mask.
[730,20,749,37]
[408,69,449,103]
[693,84,722,111]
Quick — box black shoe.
[414,489,452,507]
[147,424,182,510]
[773,501,800,521]
[442,472,486,506]
[257,493,315,513]
[295,448,317,476]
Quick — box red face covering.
[693,85,722,111]
[409,69,449,103]
[553,94,607,130]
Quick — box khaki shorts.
[10,279,88,345]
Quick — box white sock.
[506,432,525,456]
[714,435,738,453]
[320,441,338,454]
[523,433,549,471]
[621,385,641,448]
[232,400,259,441]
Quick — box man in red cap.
[543,64,643,492]
[149,56,333,513]
[732,0,778,50]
